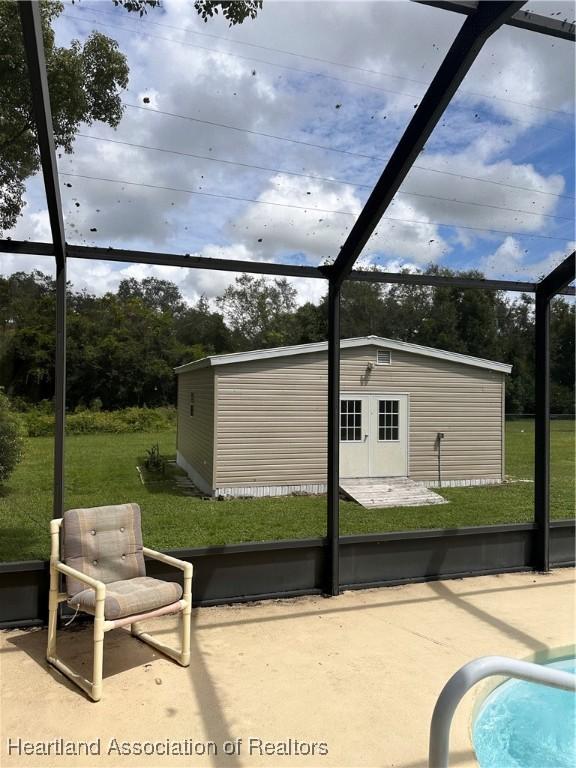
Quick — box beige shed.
[174,336,511,498]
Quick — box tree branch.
[0,119,34,150]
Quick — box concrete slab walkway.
[1,569,573,768]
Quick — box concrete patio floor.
[1,569,574,768]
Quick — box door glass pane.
[379,400,399,441]
[340,399,362,441]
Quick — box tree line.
[0,266,573,414]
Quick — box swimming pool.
[473,656,576,768]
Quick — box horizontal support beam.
[70,245,321,279]
[537,251,575,299]
[0,239,323,280]
[2,239,575,294]
[348,268,576,295]
[415,1,576,42]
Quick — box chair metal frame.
[47,518,193,702]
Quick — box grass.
[0,420,573,561]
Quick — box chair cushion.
[63,503,146,597]
[68,576,183,620]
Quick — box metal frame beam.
[415,1,576,42]
[3,240,574,295]
[18,1,67,520]
[538,251,575,300]
[326,283,341,595]
[533,251,575,572]
[328,1,526,287]
[348,268,575,296]
[12,0,573,600]
[533,290,550,572]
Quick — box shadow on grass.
[136,457,202,498]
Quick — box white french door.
[339,394,408,478]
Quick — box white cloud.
[3,0,573,302]
[482,237,576,280]
[8,206,51,242]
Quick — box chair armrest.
[54,562,106,596]
[142,547,193,577]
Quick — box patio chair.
[47,503,192,702]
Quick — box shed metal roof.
[174,336,512,375]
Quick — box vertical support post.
[18,1,68,518]
[53,261,66,519]
[534,289,550,572]
[326,281,341,596]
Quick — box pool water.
[473,658,576,768]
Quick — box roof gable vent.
[377,350,391,365]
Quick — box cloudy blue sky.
[3,0,575,304]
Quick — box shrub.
[144,443,165,473]
[22,406,177,437]
[0,393,24,483]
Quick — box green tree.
[454,284,501,361]
[340,281,385,338]
[380,282,433,343]
[550,297,575,414]
[117,277,185,316]
[289,301,327,345]
[0,1,129,234]
[419,267,499,357]
[216,274,297,349]
[175,296,231,355]
[497,294,535,414]
[193,1,263,26]
[67,292,187,409]
[0,392,24,483]
[0,268,570,416]
[419,286,465,352]
[112,0,263,24]
[0,271,57,402]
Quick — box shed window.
[340,399,362,441]
[189,392,195,417]
[377,350,391,365]
[378,399,399,441]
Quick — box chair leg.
[181,571,192,667]
[46,576,106,702]
[91,594,105,702]
[131,571,193,667]
[46,563,59,660]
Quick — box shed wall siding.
[214,345,504,488]
[177,367,215,488]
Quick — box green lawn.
[0,420,573,561]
